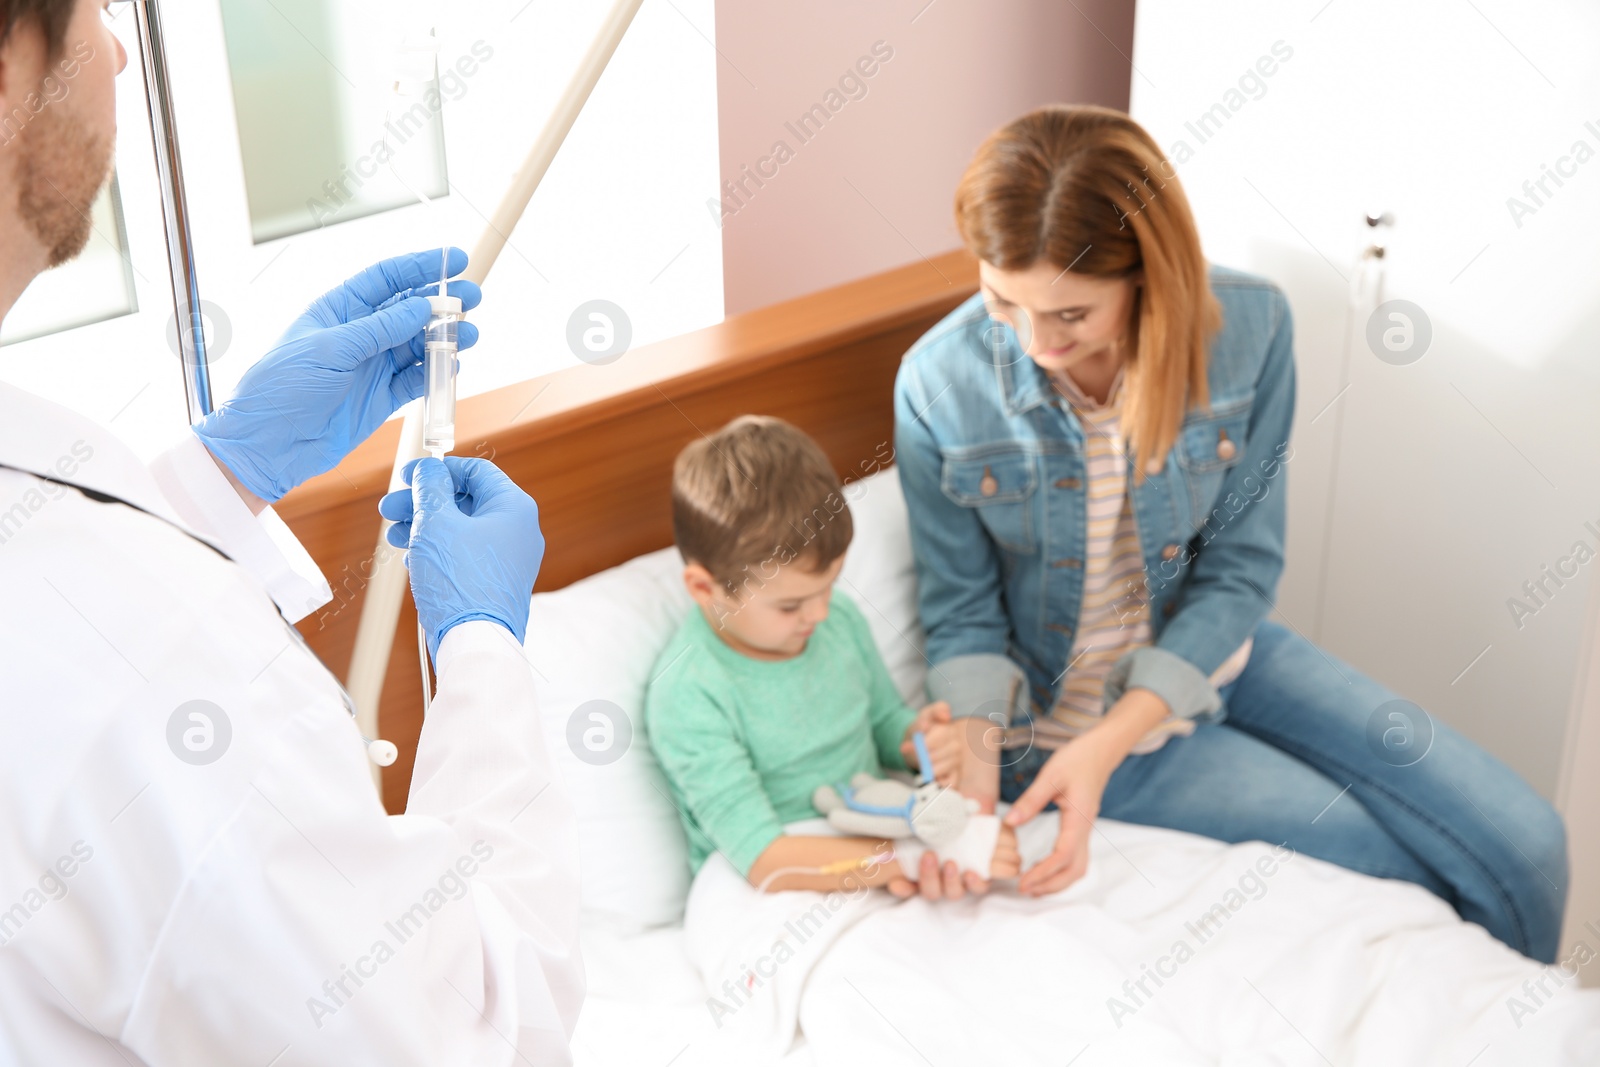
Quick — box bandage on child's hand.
[890,813,1003,881]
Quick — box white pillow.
[525,466,925,931]
[834,467,928,706]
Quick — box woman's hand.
[1003,732,1117,895]
[1005,687,1171,896]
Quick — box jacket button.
[1161,544,1180,561]
[1054,477,1081,489]
[1216,430,1237,461]
[980,465,998,497]
[1162,601,1177,618]
[1052,557,1082,569]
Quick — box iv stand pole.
[128,0,212,423]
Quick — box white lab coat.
[0,382,583,1065]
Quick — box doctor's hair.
[954,104,1222,486]
[671,415,854,597]
[0,0,75,58]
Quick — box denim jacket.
[892,264,1296,728]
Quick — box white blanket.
[674,814,1600,1066]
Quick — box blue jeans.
[998,618,1570,963]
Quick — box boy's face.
[684,554,845,661]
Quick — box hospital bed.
[276,251,1600,1064]
[528,464,1598,1066]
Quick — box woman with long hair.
[893,104,1568,963]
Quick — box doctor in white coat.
[0,2,582,1063]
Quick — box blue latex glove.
[378,456,544,661]
[196,248,483,503]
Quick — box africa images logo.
[166,700,232,766]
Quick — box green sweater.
[644,594,918,877]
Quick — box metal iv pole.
[126,0,212,423]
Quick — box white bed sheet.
[570,816,1600,1067]
[571,925,811,1067]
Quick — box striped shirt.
[1030,364,1252,756]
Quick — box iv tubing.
[753,848,899,894]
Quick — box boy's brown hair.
[671,415,853,597]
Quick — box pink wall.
[712,0,1136,315]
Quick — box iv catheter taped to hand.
[886,815,1003,881]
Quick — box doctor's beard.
[14,99,113,269]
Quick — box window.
[217,0,449,243]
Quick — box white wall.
[1130,0,1600,802]
[0,0,723,461]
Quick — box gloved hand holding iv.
[195,248,482,503]
[379,456,545,661]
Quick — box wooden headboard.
[277,248,979,811]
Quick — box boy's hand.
[884,822,1017,900]
[989,823,1020,879]
[886,852,992,901]
[900,702,961,784]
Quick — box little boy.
[645,415,1018,893]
